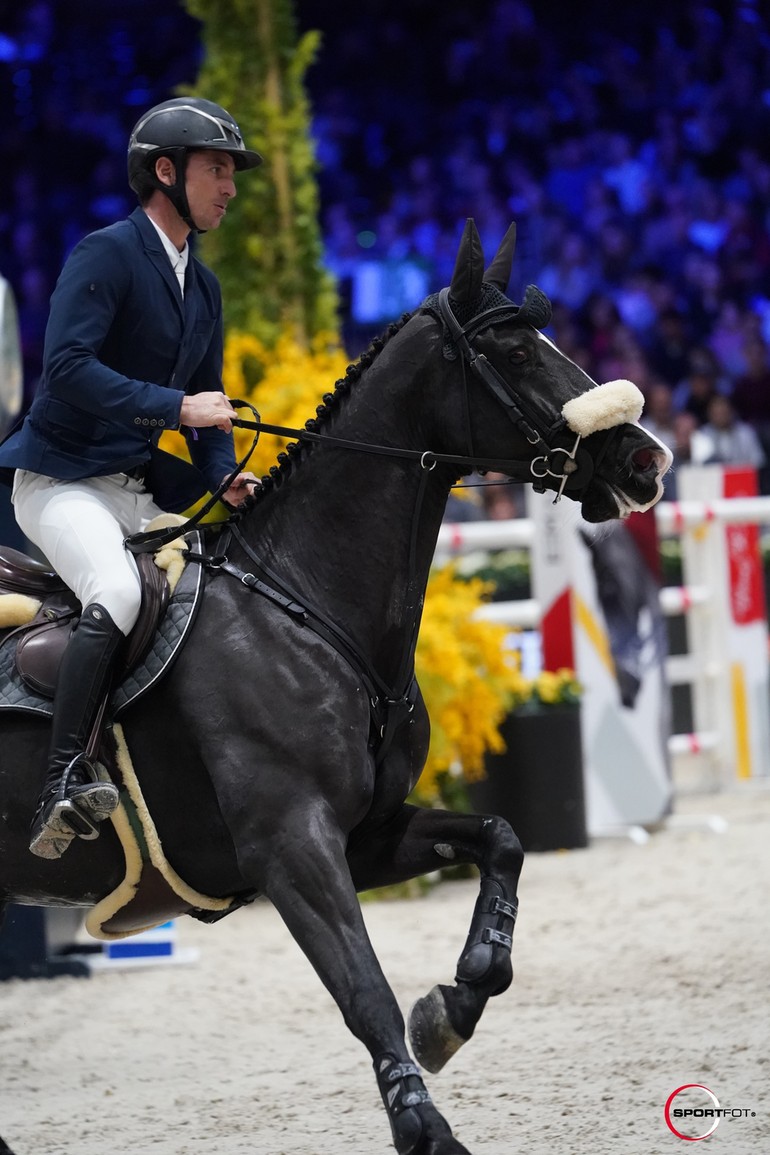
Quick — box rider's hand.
[221,472,261,507]
[179,392,237,433]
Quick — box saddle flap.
[15,612,77,696]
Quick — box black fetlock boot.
[29,604,124,860]
[374,1053,433,1155]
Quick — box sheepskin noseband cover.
[561,379,644,437]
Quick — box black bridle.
[435,287,598,500]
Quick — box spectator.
[731,335,770,488]
[538,230,598,312]
[690,394,765,471]
[647,307,692,387]
[481,473,522,520]
[662,410,699,500]
[641,382,677,455]
[708,299,751,380]
[544,136,597,222]
[731,336,770,429]
[602,132,652,217]
[672,347,727,424]
[581,293,622,366]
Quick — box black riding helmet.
[127,97,262,230]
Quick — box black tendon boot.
[29,604,124,860]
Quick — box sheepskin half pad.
[85,723,235,940]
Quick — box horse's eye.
[509,347,528,364]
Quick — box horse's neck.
[237,334,455,681]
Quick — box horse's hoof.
[408,985,467,1074]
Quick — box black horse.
[0,221,670,1155]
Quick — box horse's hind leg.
[347,805,523,1073]
[260,823,473,1155]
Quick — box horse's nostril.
[632,447,655,470]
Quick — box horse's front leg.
[258,814,473,1155]
[347,804,523,1073]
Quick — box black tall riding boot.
[29,603,124,860]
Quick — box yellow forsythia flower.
[414,565,524,803]
[225,329,349,478]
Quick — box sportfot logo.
[664,1083,757,1141]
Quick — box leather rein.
[124,295,605,763]
[125,293,598,555]
[228,290,596,495]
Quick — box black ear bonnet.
[424,283,553,360]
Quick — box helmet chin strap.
[155,150,204,233]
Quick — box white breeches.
[12,470,167,636]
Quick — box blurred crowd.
[3,0,770,500]
[0,2,201,404]
[305,0,770,501]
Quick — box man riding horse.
[0,98,261,860]
[0,202,672,1152]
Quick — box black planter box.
[468,705,588,852]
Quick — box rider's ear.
[483,222,517,291]
[449,218,484,304]
[154,155,177,188]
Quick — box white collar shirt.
[145,214,190,298]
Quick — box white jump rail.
[436,497,770,556]
[656,496,770,531]
[435,496,770,777]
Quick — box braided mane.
[240,310,415,510]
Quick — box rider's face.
[185,149,237,232]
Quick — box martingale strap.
[185,532,419,765]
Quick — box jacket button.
[142,418,150,425]
[134,417,142,425]
[158,419,165,427]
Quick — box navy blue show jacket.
[0,208,238,513]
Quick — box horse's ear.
[483,222,517,290]
[449,218,484,303]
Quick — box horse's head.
[425,220,672,522]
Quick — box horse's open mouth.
[581,472,666,523]
[605,441,672,520]
[611,485,645,518]
[610,471,667,518]
[610,488,634,519]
